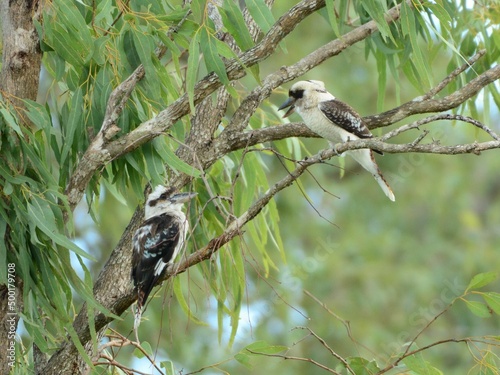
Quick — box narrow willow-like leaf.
[219,0,254,51]
[57,243,121,320]
[374,51,387,112]
[0,219,7,283]
[186,30,201,112]
[28,198,95,261]
[362,0,395,44]
[54,0,93,45]
[200,27,230,86]
[132,29,160,96]
[143,142,167,186]
[60,88,83,166]
[190,0,205,23]
[53,0,94,64]
[246,0,275,34]
[0,108,22,135]
[23,100,52,134]
[324,0,340,37]
[66,321,94,369]
[173,277,207,325]
[244,340,288,355]
[153,139,202,177]
[401,1,431,88]
[44,20,90,68]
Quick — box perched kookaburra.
[278,80,395,201]
[131,185,197,330]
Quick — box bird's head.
[278,80,327,118]
[145,185,197,219]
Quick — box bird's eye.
[290,89,304,99]
[159,193,168,200]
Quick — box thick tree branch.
[64,0,326,212]
[220,0,405,139]
[173,121,500,277]
[215,58,499,153]
[366,64,500,128]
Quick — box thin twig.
[380,114,500,141]
[96,330,165,375]
[423,49,486,100]
[246,350,341,374]
[294,326,355,375]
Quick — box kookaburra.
[131,185,197,330]
[278,80,395,201]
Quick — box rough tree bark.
[0,1,42,375]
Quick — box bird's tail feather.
[348,149,395,201]
[134,306,142,332]
[372,173,395,202]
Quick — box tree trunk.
[0,1,42,375]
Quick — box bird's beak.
[278,97,296,118]
[170,192,197,203]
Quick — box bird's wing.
[318,99,373,139]
[131,214,181,308]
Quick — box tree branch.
[63,0,327,212]
[365,64,500,129]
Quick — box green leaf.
[132,28,160,96]
[66,321,94,369]
[400,1,431,88]
[153,139,202,177]
[92,36,110,65]
[346,356,380,374]
[143,142,166,186]
[200,27,229,85]
[234,352,253,368]
[0,220,6,283]
[464,299,493,318]
[60,88,83,166]
[190,0,205,23]
[220,0,254,51]
[361,0,394,43]
[160,360,175,375]
[483,292,500,315]
[403,353,443,375]
[133,341,153,358]
[246,0,275,34]
[23,100,52,137]
[244,340,288,355]
[324,0,340,37]
[0,108,22,135]
[51,0,94,65]
[173,277,207,325]
[186,30,201,112]
[28,197,95,261]
[466,272,498,292]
